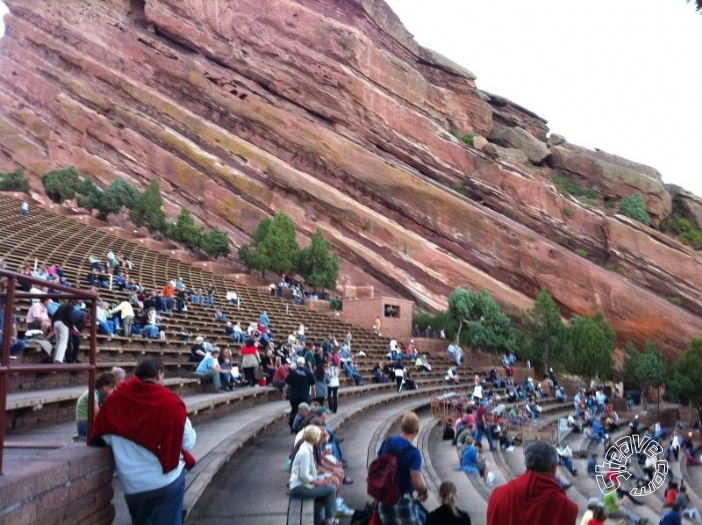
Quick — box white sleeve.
[297,448,316,484]
[182,417,196,451]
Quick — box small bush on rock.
[618,193,650,226]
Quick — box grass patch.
[668,296,682,306]
[460,133,475,147]
[551,175,599,200]
[562,205,574,218]
[574,248,588,258]
[605,262,618,272]
[660,217,702,249]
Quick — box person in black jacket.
[51,302,75,363]
[426,481,471,525]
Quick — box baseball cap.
[297,403,310,412]
[587,497,604,509]
[316,407,331,415]
[296,356,306,364]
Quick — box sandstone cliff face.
[0,0,700,360]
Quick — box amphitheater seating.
[0,192,467,434]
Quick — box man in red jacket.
[91,357,196,525]
[487,440,578,525]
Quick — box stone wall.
[341,296,413,341]
[0,444,114,525]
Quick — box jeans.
[97,320,113,336]
[289,484,337,521]
[475,422,495,450]
[9,339,27,357]
[343,364,363,385]
[200,369,222,390]
[207,295,215,308]
[327,387,338,413]
[125,470,185,525]
[53,320,69,362]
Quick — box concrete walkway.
[187,394,437,524]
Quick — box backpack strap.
[384,438,414,459]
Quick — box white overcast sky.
[2,1,701,198]
[385,0,702,198]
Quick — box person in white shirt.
[92,357,196,525]
[108,301,135,337]
[289,425,337,525]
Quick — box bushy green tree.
[522,289,567,371]
[296,229,339,291]
[41,166,82,203]
[623,340,668,409]
[130,180,166,233]
[0,167,30,192]
[618,193,650,226]
[447,288,517,353]
[562,311,616,384]
[669,338,702,421]
[201,227,231,258]
[168,208,203,249]
[78,177,139,219]
[241,213,299,275]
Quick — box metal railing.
[0,268,97,475]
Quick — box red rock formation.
[0,0,700,360]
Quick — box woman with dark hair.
[240,337,260,387]
[313,361,328,406]
[427,481,472,525]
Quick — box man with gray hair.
[487,440,578,525]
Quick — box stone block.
[0,461,69,509]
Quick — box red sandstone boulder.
[549,142,672,225]
[668,184,702,230]
[488,125,550,164]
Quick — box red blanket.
[487,470,578,525]
[90,376,195,473]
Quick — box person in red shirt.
[240,337,261,387]
[588,506,608,525]
[161,282,175,313]
[487,441,577,525]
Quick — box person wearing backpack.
[370,412,429,524]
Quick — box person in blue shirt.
[0,308,26,360]
[377,412,429,525]
[195,348,225,392]
[660,503,682,525]
[259,310,269,328]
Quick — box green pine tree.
[563,312,615,384]
[167,208,204,250]
[201,227,231,258]
[0,167,30,192]
[523,289,567,371]
[297,229,339,291]
[130,180,166,233]
[41,166,82,203]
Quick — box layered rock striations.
[0,0,700,359]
